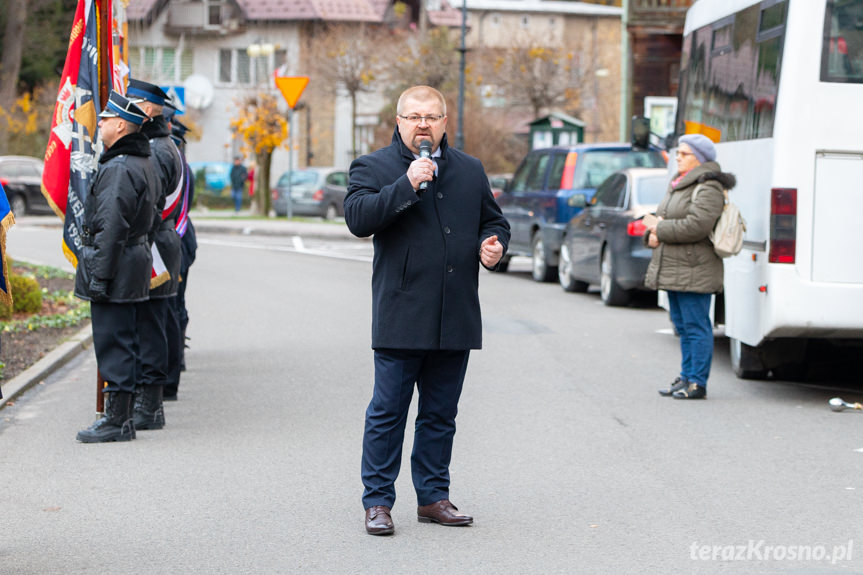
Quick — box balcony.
[165,3,244,36]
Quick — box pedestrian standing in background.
[230,156,248,214]
[127,78,184,429]
[645,134,735,400]
[75,91,158,443]
[344,85,510,536]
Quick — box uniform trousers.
[135,298,169,387]
[361,348,470,509]
[91,302,139,393]
[163,295,183,394]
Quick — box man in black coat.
[345,85,510,535]
[127,79,184,429]
[75,91,158,443]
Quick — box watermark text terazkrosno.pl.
[690,540,853,564]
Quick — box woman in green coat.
[644,134,736,400]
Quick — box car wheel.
[531,234,556,283]
[729,337,769,379]
[325,203,338,220]
[10,194,26,217]
[599,248,630,306]
[558,242,588,292]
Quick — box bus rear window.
[822,0,863,83]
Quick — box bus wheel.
[729,337,768,379]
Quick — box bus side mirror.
[631,116,651,149]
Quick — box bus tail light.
[769,187,796,264]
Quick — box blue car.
[495,143,667,282]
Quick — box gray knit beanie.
[678,134,716,163]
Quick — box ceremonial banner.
[41,0,113,268]
[0,183,15,307]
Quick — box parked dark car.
[0,155,52,216]
[495,143,667,282]
[272,167,348,219]
[488,173,512,198]
[558,167,668,306]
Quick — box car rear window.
[574,151,666,189]
[822,0,863,83]
[634,176,668,206]
[278,171,320,187]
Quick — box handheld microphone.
[419,140,432,191]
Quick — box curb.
[0,324,93,410]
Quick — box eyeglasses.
[398,114,444,124]
[676,150,695,158]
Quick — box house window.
[216,48,260,86]
[236,50,251,85]
[521,16,530,29]
[134,46,194,83]
[207,0,224,27]
[219,49,232,83]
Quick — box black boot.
[133,385,165,430]
[76,391,136,443]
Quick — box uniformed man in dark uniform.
[166,114,197,394]
[76,91,158,443]
[126,79,183,430]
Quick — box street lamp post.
[456,0,467,151]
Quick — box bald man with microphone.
[345,85,510,536]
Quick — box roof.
[126,0,165,21]
[126,0,389,23]
[235,0,386,22]
[529,111,586,128]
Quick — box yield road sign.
[275,76,309,109]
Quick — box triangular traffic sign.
[275,76,309,109]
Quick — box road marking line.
[198,238,372,263]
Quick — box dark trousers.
[135,298,169,387]
[91,302,139,393]
[667,291,713,387]
[361,349,470,509]
[164,295,183,394]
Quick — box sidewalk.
[15,209,363,241]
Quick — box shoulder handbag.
[693,184,747,258]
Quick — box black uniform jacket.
[74,132,159,303]
[345,130,510,350]
[142,115,183,298]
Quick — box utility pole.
[456,0,467,150]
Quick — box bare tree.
[0,0,28,153]
[309,23,384,161]
[487,38,578,119]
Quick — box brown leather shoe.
[417,499,473,526]
[365,505,394,535]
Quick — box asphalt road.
[2,222,862,574]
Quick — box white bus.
[674,0,863,378]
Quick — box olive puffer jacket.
[643,161,736,294]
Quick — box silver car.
[272,167,348,219]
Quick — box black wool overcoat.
[74,132,159,303]
[142,115,183,298]
[345,130,510,350]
